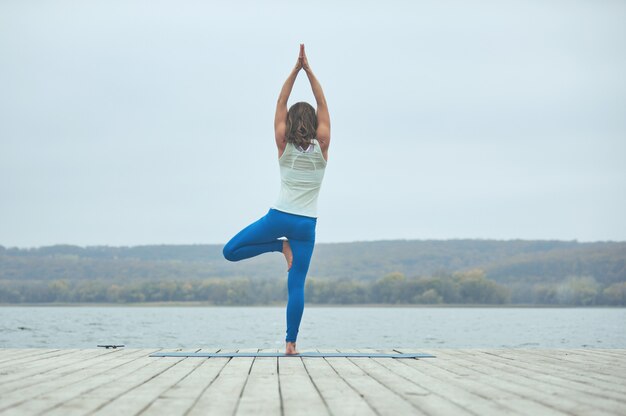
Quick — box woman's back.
[272,139,327,218]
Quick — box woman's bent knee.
[222,244,237,262]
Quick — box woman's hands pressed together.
[294,43,311,73]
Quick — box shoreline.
[0,302,623,308]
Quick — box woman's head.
[286,101,317,148]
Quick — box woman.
[222,44,331,355]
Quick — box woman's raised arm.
[274,53,302,155]
[300,45,331,156]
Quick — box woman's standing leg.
[284,217,317,343]
[222,210,284,262]
[285,238,315,342]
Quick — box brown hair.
[286,101,317,149]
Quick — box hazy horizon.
[1,0,625,247]
[2,236,624,251]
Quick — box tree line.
[1,269,624,305]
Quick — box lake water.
[1,306,625,349]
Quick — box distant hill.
[1,240,624,305]
[1,240,624,284]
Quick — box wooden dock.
[0,348,624,415]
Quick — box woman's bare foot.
[282,240,293,271]
[285,341,299,355]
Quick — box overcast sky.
[1,0,625,248]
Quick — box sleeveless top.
[272,138,327,218]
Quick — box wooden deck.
[0,348,624,415]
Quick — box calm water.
[1,306,625,349]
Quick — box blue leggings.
[222,208,317,343]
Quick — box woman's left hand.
[294,44,304,72]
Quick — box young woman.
[222,44,331,355]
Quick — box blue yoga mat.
[150,351,435,358]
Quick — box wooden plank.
[406,349,576,415]
[278,348,330,416]
[459,349,626,390]
[234,348,282,416]
[511,349,626,376]
[0,348,117,389]
[0,348,84,371]
[90,348,204,415]
[342,348,433,416]
[139,348,228,416]
[525,349,626,377]
[0,348,62,364]
[0,348,129,389]
[474,349,626,398]
[299,349,376,416]
[570,349,626,360]
[456,351,626,406]
[43,348,188,416]
[0,348,141,410]
[318,348,419,416]
[351,348,477,416]
[0,348,80,369]
[0,348,58,364]
[414,349,619,416]
[386,348,547,416]
[463,349,626,414]
[3,349,160,415]
[186,348,257,416]
[527,349,626,370]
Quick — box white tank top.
[272,138,327,218]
